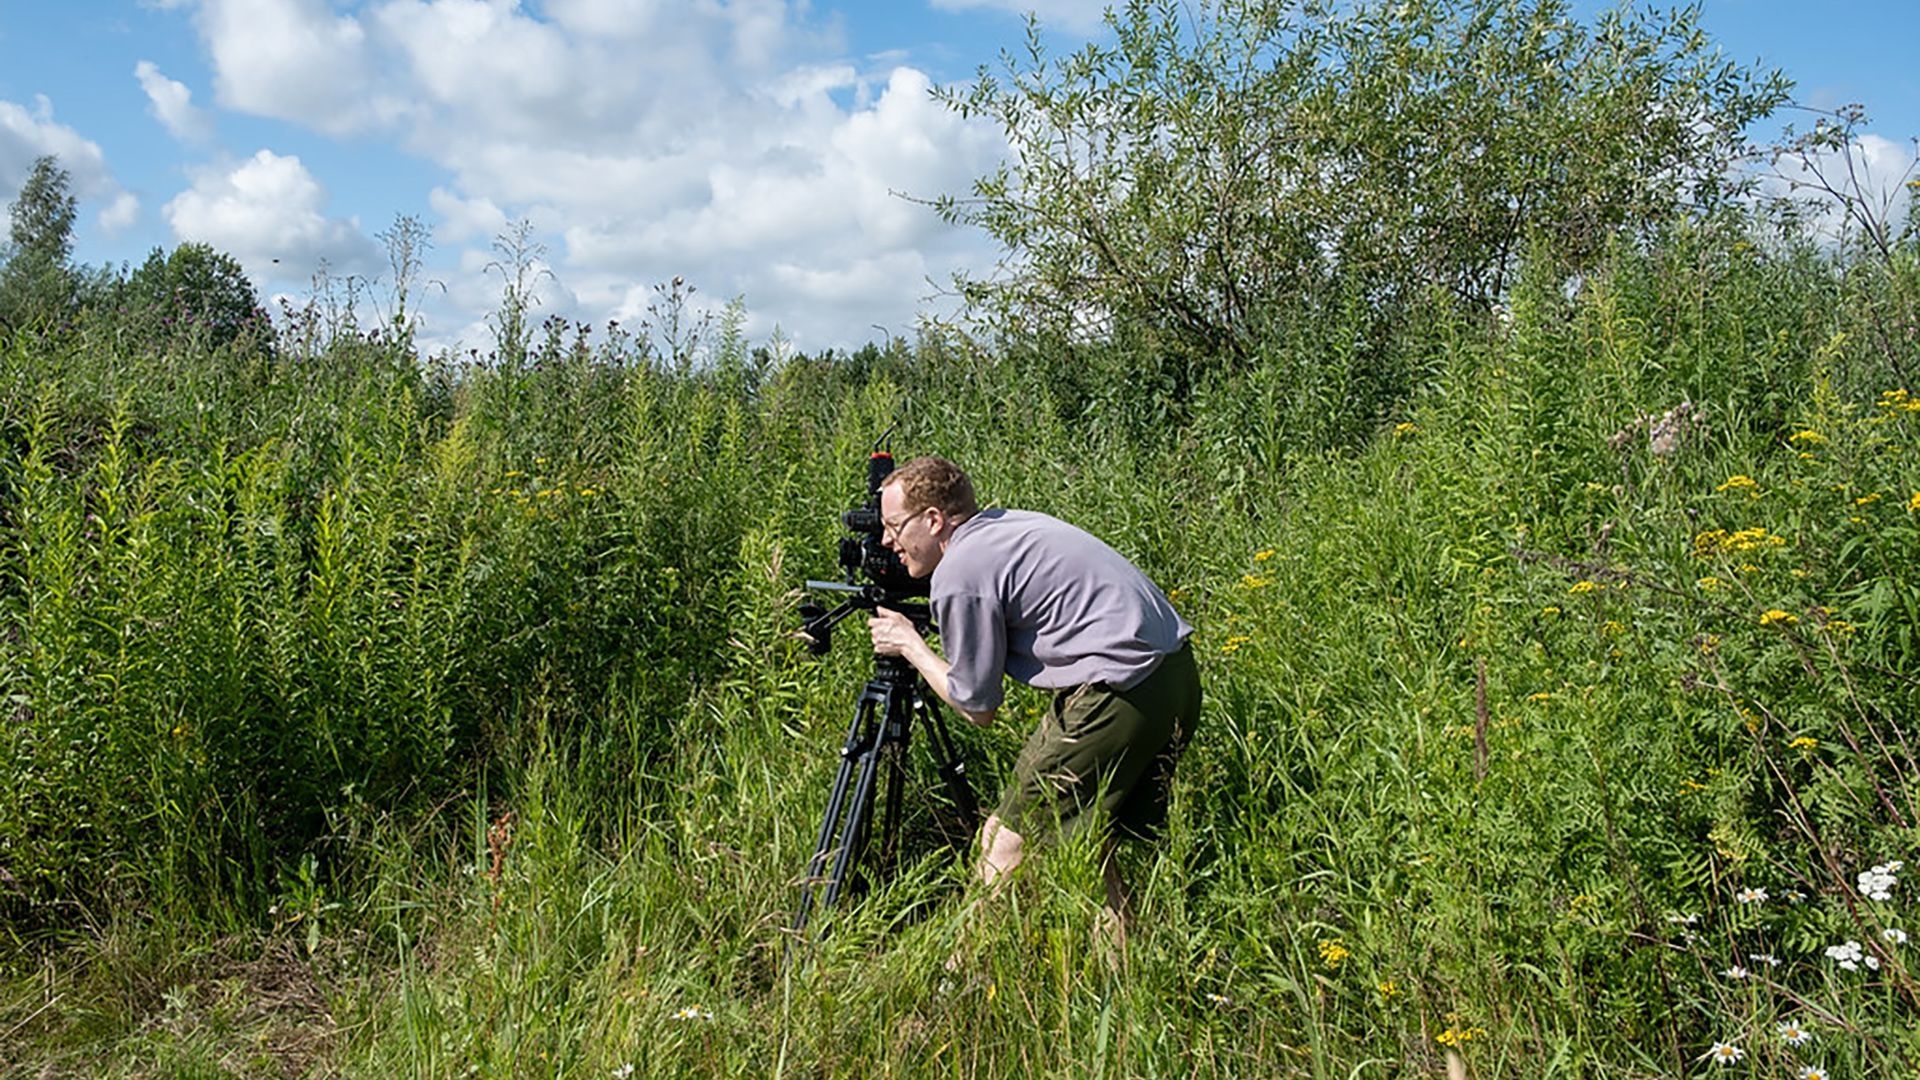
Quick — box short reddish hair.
[882,456,978,520]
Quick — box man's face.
[879,483,944,579]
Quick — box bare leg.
[1097,836,1132,967]
[979,813,1025,889]
[946,814,1026,975]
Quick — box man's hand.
[867,606,923,657]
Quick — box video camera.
[798,444,932,656]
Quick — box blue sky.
[1,1,1915,354]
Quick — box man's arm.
[868,607,997,726]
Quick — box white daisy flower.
[1748,953,1781,967]
[671,1005,714,1021]
[1883,927,1908,945]
[1776,1019,1813,1046]
[1720,965,1749,980]
[1736,887,1768,904]
[1797,1067,1829,1080]
[1706,1041,1744,1066]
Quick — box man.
[865,456,1200,944]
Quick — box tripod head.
[797,581,932,661]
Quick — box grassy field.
[1,227,1917,1076]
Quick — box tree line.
[0,155,269,351]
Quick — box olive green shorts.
[995,642,1201,841]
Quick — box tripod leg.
[793,693,878,935]
[919,695,982,842]
[823,713,888,910]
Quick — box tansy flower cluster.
[1317,939,1349,968]
[1692,527,1788,556]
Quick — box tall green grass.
[2,230,1916,1076]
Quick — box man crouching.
[864,456,1200,951]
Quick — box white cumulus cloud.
[0,95,139,236]
[164,149,380,281]
[174,0,1012,349]
[195,0,400,135]
[135,61,214,144]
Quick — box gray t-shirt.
[932,509,1192,712]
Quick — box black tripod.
[791,589,981,938]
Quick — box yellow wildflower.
[1239,574,1272,589]
[1540,605,1561,616]
[1317,939,1350,969]
[1855,492,1882,506]
[1908,491,1920,513]
[1725,527,1786,552]
[1376,979,1399,1000]
[1789,736,1818,751]
[1436,1026,1486,1048]
[1528,692,1553,703]
[1602,620,1625,635]
[1789,429,1826,445]
[1568,580,1600,595]
[1220,634,1252,655]
[1759,609,1797,627]
[1394,421,1419,436]
[1696,576,1722,591]
[1253,549,1275,562]
[1716,474,1760,494]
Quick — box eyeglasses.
[880,507,931,542]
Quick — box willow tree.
[937,0,1790,377]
